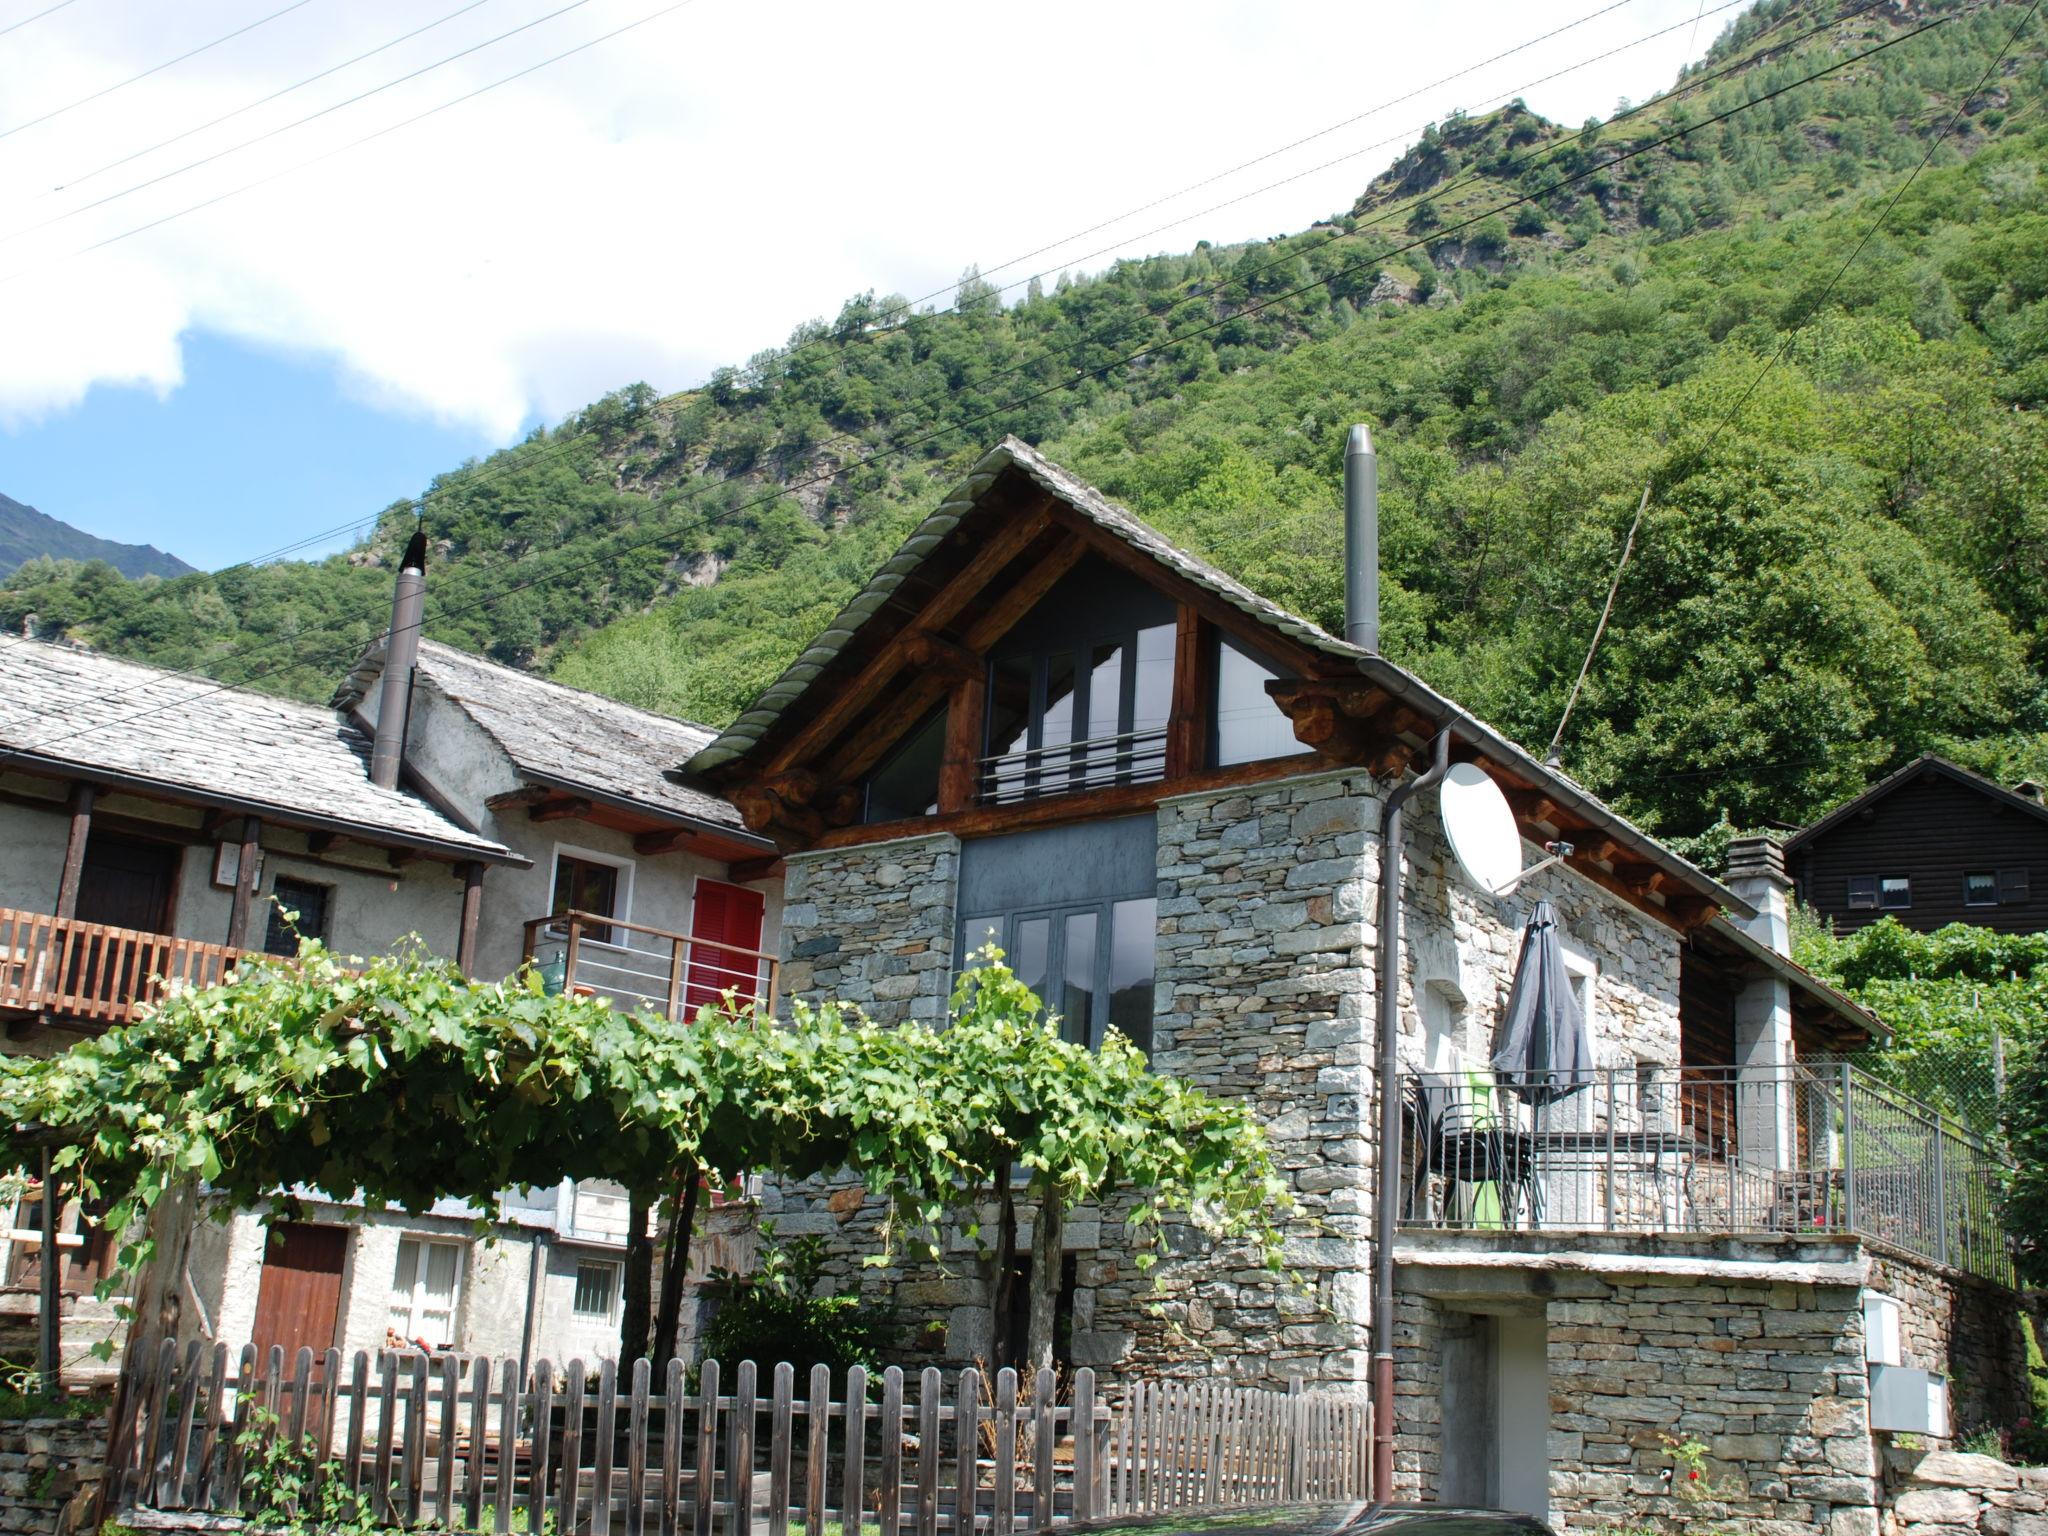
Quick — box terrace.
[1398,1061,2012,1283]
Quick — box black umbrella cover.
[1490,899,1595,1105]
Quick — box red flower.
[1689,1472,1700,1481]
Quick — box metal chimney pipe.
[1344,424,1380,652]
[370,529,428,791]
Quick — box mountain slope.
[0,493,192,581]
[3,0,2044,836]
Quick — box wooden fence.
[113,1342,1370,1533]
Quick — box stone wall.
[1867,1251,2029,1437]
[0,1417,108,1536]
[1882,1447,2048,1536]
[780,833,960,1025]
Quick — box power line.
[0,0,318,144]
[3,0,1779,616]
[0,0,83,42]
[42,0,505,196]
[0,4,1976,770]
[1546,0,2043,761]
[0,0,609,246]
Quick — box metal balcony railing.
[1399,1062,2013,1284]
[521,910,779,1022]
[0,906,243,1028]
[979,726,1168,805]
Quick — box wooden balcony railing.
[0,907,243,1028]
[520,910,779,1022]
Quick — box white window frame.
[389,1237,465,1347]
[1560,942,1599,1043]
[548,843,636,925]
[571,1256,624,1323]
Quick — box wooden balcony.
[520,910,779,1021]
[0,906,243,1029]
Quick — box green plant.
[236,1406,383,1535]
[1661,1432,1717,1503]
[1957,1424,2004,1458]
[0,1359,106,1421]
[695,1226,898,1379]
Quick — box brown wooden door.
[74,833,181,933]
[250,1223,348,1361]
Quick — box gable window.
[389,1237,463,1348]
[572,1258,622,1321]
[1880,877,1912,910]
[1213,635,1314,768]
[264,876,332,956]
[864,707,946,823]
[956,817,1157,1054]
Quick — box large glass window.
[983,623,1173,802]
[864,706,946,823]
[1213,635,1314,767]
[956,817,1158,1055]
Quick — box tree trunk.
[1024,1185,1063,1375]
[620,1188,654,1362]
[989,1165,1016,1370]
[652,1162,700,1372]
[109,1180,198,1493]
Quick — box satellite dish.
[1440,762,1523,896]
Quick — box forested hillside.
[5,0,2046,837]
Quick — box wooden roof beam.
[529,795,593,823]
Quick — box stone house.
[0,574,779,1378]
[679,437,2024,1532]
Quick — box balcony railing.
[979,726,1168,805]
[0,906,242,1028]
[1399,1063,2013,1284]
[521,910,779,1022]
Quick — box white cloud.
[0,0,1743,436]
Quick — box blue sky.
[0,0,1731,576]
[1,330,517,570]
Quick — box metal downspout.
[519,1228,548,1382]
[1371,726,1452,1502]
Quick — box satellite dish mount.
[1438,761,1574,897]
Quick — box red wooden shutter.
[685,880,766,1013]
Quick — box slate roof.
[1699,916,1889,1044]
[338,641,754,839]
[1784,752,2048,851]
[0,640,516,862]
[685,436,1746,918]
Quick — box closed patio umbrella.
[1490,900,1593,1106]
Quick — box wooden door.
[250,1223,348,1362]
[67,833,183,1010]
[74,833,181,933]
[685,880,765,1012]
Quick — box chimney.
[1724,835,1792,957]
[369,529,428,791]
[1344,423,1379,652]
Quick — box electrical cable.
[0,0,611,245]
[0,2,1981,769]
[41,0,505,197]
[0,0,318,144]
[0,0,82,41]
[0,0,1785,609]
[1544,0,2043,762]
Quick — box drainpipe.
[519,1228,549,1382]
[370,529,428,792]
[1371,726,1452,1504]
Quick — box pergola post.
[227,815,263,949]
[456,862,485,978]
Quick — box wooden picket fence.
[112,1341,1370,1533]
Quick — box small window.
[1965,871,1999,907]
[1880,877,1912,910]
[553,855,621,919]
[1847,875,1879,910]
[1999,868,2031,905]
[389,1238,463,1349]
[572,1258,622,1321]
[264,876,332,956]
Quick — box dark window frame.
[1879,876,1913,911]
[1210,631,1314,769]
[1846,874,1878,910]
[983,619,1174,803]
[264,875,333,956]
[957,895,1156,1055]
[1965,870,1999,908]
[1998,867,2031,905]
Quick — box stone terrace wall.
[1882,1448,2048,1536]
[0,1417,108,1536]
[1867,1251,2029,1437]
[1545,1273,1876,1536]
[779,833,960,1025]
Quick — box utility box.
[1870,1364,1948,1435]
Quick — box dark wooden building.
[1785,754,2048,935]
